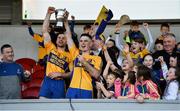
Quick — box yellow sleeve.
[69,44,79,60]
[141,48,149,57]
[68,61,74,71]
[33,34,44,42]
[44,41,55,54]
[93,56,102,70]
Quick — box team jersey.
[123,48,149,64]
[33,34,47,60]
[141,48,150,57]
[114,80,135,99]
[123,51,143,64]
[45,41,72,78]
[135,80,160,100]
[69,45,102,91]
[156,35,164,41]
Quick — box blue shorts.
[39,76,65,98]
[66,87,92,99]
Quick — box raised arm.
[114,24,124,52]
[27,22,34,36]
[123,44,134,68]
[42,7,55,44]
[63,11,75,48]
[103,61,112,79]
[69,15,75,33]
[103,45,118,71]
[142,23,154,50]
[158,56,168,80]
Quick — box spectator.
[115,71,136,99]
[96,61,121,99]
[142,54,166,97]
[135,65,160,100]
[156,23,170,41]
[0,44,31,99]
[153,33,178,69]
[159,56,180,100]
[154,39,164,52]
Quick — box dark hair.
[50,26,66,46]
[160,23,170,30]
[108,46,119,58]
[83,25,91,31]
[175,67,180,83]
[107,46,121,69]
[80,33,92,40]
[177,42,180,46]
[112,69,125,80]
[170,53,177,58]
[130,20,139,26]
[143,53,153,62]
[108,39,116,47]
[155,39,163,45]
[137,65,152,81]
[127,71,136,84]
[1,44,12,53]
[132,37,146,44]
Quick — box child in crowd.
[169,55,177,67]
[135,65,160,101]
[118,22,153,52]
[142,54,166,96]
[126,21,145,42]
[159,56,180,100]
[177,42,180,53]
[96,61,123,99]
[121,44,134,75]
[154,39,164,52]
[156,23,170,41]
[115,71,136,99]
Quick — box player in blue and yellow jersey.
[39,7,72,99]
[63,11,102,99]
[27,16,77,67]
[27,22,56,66]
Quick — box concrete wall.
[0,99,180,111]
[0,24,180,61]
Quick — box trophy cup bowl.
[55,8,66,28]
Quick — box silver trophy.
[55,8,66,27]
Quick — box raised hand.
[115,23,121,33]
[63,10,69,21]
[47,7,55,14]
[27,21,32,27]
[143,22,149,29]
[71,15,75,20]
[124,30,129,37]
[158,56,165,65]
[123,44,130,54]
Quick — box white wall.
[0,24,180,61]
[22,0,180,20]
